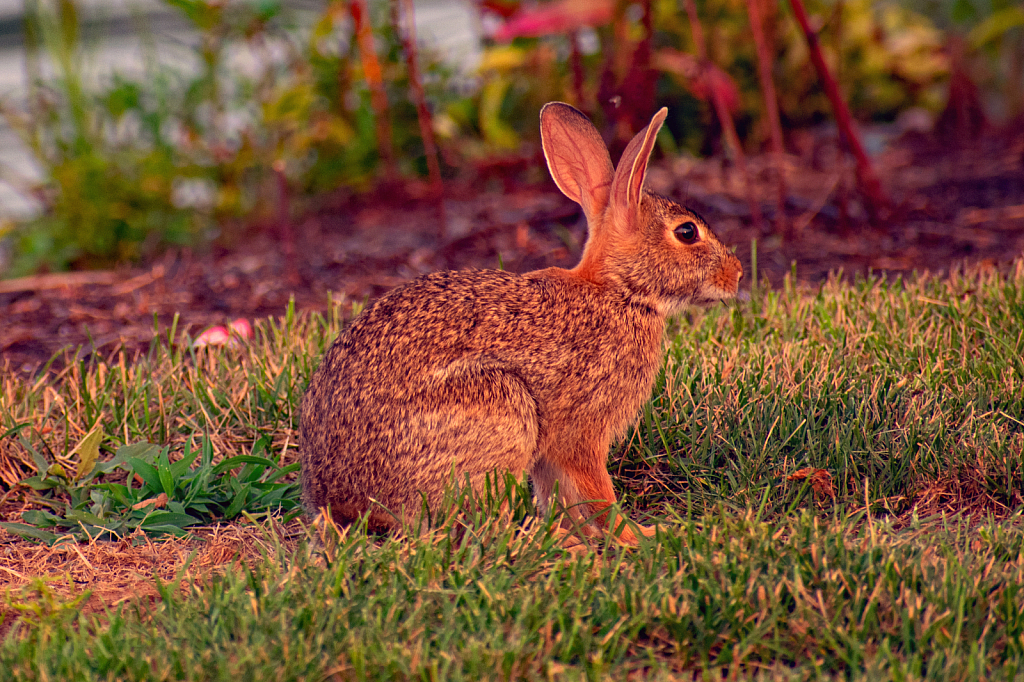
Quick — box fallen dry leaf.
[787,468,836,500]
[132,492,169,511]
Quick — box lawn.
[2,259,1024,679]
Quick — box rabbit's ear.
[540,103,614,224]
[609,107,667,227]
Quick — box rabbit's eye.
[674,221,698,244]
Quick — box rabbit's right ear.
[540,103,614,225]
[608,107,667,231]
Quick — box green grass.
[1,297,337,509]
[619,262,1024,521]
[2,260,1024,678]
[4,506,1024,679]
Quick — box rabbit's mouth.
[689,291,739,307]
[689,279,743,307]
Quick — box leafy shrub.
[2,0,449,274]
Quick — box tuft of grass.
[3,263,1024,533]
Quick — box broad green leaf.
[157,463,176,498]
[20,475,60,491]
[224,488,251,519]
[110,443,162,469]
[0,522,59,544]
[141,511,200,528]
[211,455,277,476]
[64,509,110,526]
[128,457,162,493]
[136,524,189,537]
[69,426,103,481]
[169,446,199,479]
[23,437,49,476]
[22,509,62,527]
[94,482,135,508]
[265,462,300,484]
[251,435,273,458]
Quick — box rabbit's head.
[541,103,742,314]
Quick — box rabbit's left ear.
[540,102,615,227]
[609,108,667,226]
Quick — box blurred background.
[0,0,1022,368]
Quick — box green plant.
[0,430,300,544]
[0,0,204,273]
[1,0,416,274]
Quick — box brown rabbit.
[300,103,742,544]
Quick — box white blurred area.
[0,0,483,219]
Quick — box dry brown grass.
[0,519,306,635]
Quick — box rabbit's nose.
[731,255,744,282]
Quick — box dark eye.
[674,221,698,244]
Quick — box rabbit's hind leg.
[389,364,542,518]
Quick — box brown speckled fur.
[300,103,743,544]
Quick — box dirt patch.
[0,519,306,635]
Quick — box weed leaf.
[128,456,163,492]
[211,455,278,476]
[70,426,103,481]
[20,510,62,528]
[0,522,59,544]
[114,442,161,467]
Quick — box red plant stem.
[745,0,790,235]
[624,0,657,131]
[786,0,889,218]
[569,30,585,109]
[398,0,447,239]
[709,80,764,228]
[682,0,706,59]
[273,160,299,285]
[598,0,632,153]
[350,0,396,180]
[683,0,764,230]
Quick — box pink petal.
[194,326,230,348]
[492,0,613,41]
[229,318,254,340]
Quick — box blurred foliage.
[778,0,950,121]
[1,0,454,274]
[0,0,1010,275]
[905,0,1024,118]
[477,0,949,149]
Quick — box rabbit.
[300,102,743,545]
